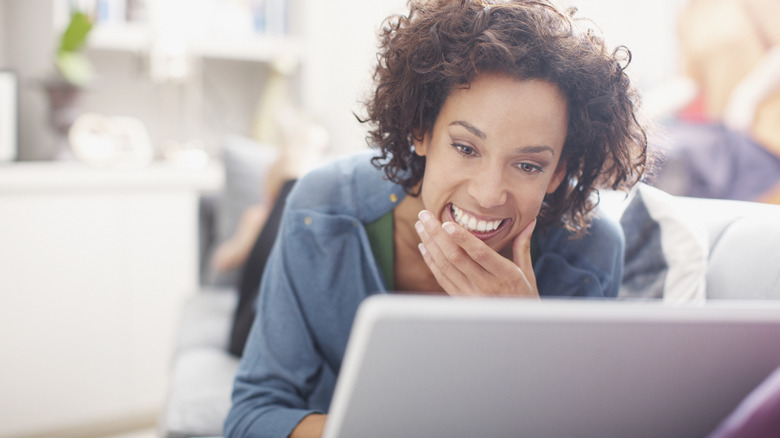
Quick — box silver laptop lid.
[324,295,780,438]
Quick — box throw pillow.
[204,136,279,287]
[618,183,709,302]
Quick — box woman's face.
[415,73,568,253]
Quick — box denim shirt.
[224,151,625,438]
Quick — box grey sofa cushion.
[162,289,240,438]
[161,347,239,438]
[175,287,237,354]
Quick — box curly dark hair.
[362,0,648,234]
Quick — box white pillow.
[617,184,708,303]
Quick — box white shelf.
[89,23,302,63]
[89,23,153,52]
[190,33,302,62]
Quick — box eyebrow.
[450,120,557,157]
[450,121,486,140]
[515,145,556,156]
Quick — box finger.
[512,218,536,270]
[418,211,488,273]
[416,212,475,292]
[440,220,512,276]
[512,218,538,291]
[417,211,484,278]
[441,220,538,296]
[416,219,473,294]
[417,210,538,297]
[439,216,540,297]
[423,213,533,297]
[416,242,469,296]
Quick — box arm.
[224,221,325,438]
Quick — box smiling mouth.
[449,204,509,235]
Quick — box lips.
[447,204,510,239]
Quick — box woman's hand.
[415,210,539,298]
[290,413,327,438]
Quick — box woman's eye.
[452,143,476,156]
[517,162,543,173]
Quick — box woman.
[225,1,647,437]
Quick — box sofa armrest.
[703,204,780,299]
[174,287,237,353]
[673,196,779,250]
[160,347,239,438]
[160,288,239,438]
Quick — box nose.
[466,162,508,209]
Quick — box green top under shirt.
[365,211,396,290]
[365,210,540,291]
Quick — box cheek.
[421,167,451,206]
[421,152,453,188]
[420,164,467,217]
[512,186,549,216]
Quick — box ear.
[412,130,430,157]
[546,159,567,194]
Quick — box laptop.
[322,295,780,438]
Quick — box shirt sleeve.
[223,217,324,438]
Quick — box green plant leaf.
[56,52,93,86]
[59,12,93,53]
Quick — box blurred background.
[1,0,778,437]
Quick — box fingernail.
[442,222,456,235]
[418,243,427,256]
[418,210,432,223]
[415,220,424,234]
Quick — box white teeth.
[450,205,503,233]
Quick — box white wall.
[1,0,688,161]
[3,0,58,160]
[299,0,408,156]
[0,1,6,66]
[567,0,687,92]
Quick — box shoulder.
[287,151,371,210]
[535,210,624,297]
[539,212,624,255]
[581,211,625,252]
[286,150,406,223]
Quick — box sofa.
[156,137,780,437]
